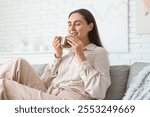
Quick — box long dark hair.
[68,8,103,47]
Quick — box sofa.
[0,62,149,100]
[105,62,150,100]
[32,62,150,100]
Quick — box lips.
[69,32,78,37]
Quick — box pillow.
[127,62,150,88]
[32,64,47,76]
[104,65,130,100]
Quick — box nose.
[70,25,76,31]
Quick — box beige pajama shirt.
[0,43,111,100]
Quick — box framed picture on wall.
[136,0,150,34]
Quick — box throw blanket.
[123,65,150,100]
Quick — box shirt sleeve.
[40,57,61,88]
[79,48,111,99]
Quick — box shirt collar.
[84,43,97,51]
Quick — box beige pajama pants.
[0,58,89,100]
[0,58,61,100]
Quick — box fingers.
[52,36,61,48]
[67,39,74,47]
[52,36,63,58]
[67,37,81,47]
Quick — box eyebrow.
[67,20,83,24]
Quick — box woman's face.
[68,13,92,40]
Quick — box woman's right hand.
[52,36,63,58]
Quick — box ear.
[88,23,94,31]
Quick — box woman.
[0,9,111,100]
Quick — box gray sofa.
[105,62,150,100]
[32,62,150,100]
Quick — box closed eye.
[68,22,72,27]
[75,22,81,26]
[68,20,83,27]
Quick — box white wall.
[109,0,150,65]
[0,0,150,65]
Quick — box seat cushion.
[104,65,130,100]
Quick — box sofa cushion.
[127,62,150,88]
[32,64,47,76]
[104,65,130,100]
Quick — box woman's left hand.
[67,36,86,63]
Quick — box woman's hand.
[52,36,63,58]
[67,36,86,63]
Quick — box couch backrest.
[32,64,47,76]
